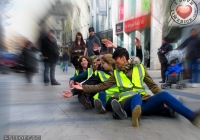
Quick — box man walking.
[84,27,101,57]
[62,51,69,72]
[157,37,172,83]
[41,30,61,86]
[176,28,200,87]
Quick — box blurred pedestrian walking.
[22,41,39,83]
[41,29,60,86]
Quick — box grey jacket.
[86,35,101,57]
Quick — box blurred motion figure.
[22,41,39,83]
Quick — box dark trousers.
[188,59,199,83]
[26,68,35,83]
[44,62,56,83]
[161,63,168,81]
[123,92,197,122]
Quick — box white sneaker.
[191,83,199,88]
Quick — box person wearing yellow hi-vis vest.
[92,54,127,119]
[63,54,127,119]
[71,47,200,128]
[63,56,100,109]
[73,56,91,76]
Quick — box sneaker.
[132,105,141,126]
[111,99,127,119]
[45,83,49,86]
[78,94,93,109]
[94,99,106,114]
[192,110,200,127]
[51,81,61,85]
[169,96,183,118]
[191,83,199,88]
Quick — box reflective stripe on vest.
[132,64,146,89]
[114,64,147,102]
[75,70,79,75]
[93,70,120,102]
[87,68,93,78]
[119,91,138,99]
[98,71,108,82]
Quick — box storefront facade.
[115,22,124,47]
[124,14,151,64]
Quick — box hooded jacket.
[81,56,162,107]
[165,64,181,76]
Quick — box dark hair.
[88,27,94,32]
[100,51,110,55]
[112,48,129,60]
[170,60,176,64]
[49,30,55,34]
[78,56,91,70]
[163,37,169,42]
[75,32,85,47]
[71,56,80,69]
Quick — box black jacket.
[176,35,200,60]
[62,52,69,61]
[136,47,143,62]
[41,36,59,63]
[157,43,172,63]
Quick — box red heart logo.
[176,5,192,19]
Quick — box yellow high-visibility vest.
[93,70,119,102]
[87,68,93,78]
[114,64,147,102]
[75,70,79,75]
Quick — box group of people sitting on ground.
[62,40,200,127]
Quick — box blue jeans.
[188,59,199,83]
[98,91,107,108]
[123,91,197,122]
[44,62,56,83]
[62,61,68,71]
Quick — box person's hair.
[71,56,80,69]
[49,29,55,34]
[100,51,110,55]
[170,60,176,65]
[101,54,115,68]
[75,32,85,47]
[112,48,129,60]
[78,56,91,70]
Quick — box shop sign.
[115,22,123,34]
[118,4,124,20]
[99,0,107,16]
[125,14,151,32]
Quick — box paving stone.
[1,66,200,140]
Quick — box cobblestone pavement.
[0,64,200,140]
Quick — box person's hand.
[161,50,165,54]
[72,82,83,90]
[62,90,73,98]
[197,58,200,62]
[44,56,48,59]
[93,43,100,51]
[75,50,78,53]
[69,80,74,88]
[102,40,113,47]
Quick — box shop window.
[128,0,136,18]
[108,7,112,29]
